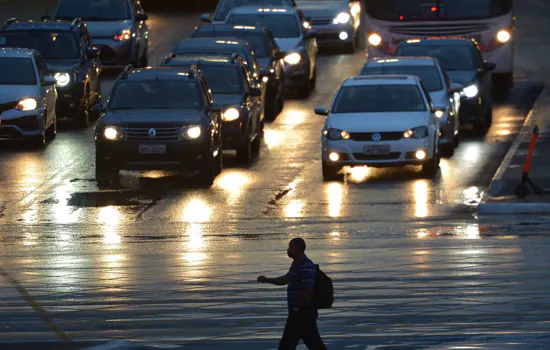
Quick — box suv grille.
[124,127,181,141]
[349,132,403,141]
[310,17,332,26]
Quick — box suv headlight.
[403,126,428,139]
[104,126,124,141]
[222,108,240,122]
[333,12,351,24]
[54,72,71,87]
[284,53,301,65]
[324,128,350,140]
[463,84,479,98]
[16,98,38,111]
[113,29,132,41]
[181,125,202,140]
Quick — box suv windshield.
[0,58,37,85]
[193,31,271,57]
[360,65,443,92]
[226,14,300,38]
[0,31,79,59]
[332,85,427,113]
[55,0,131,21]
[214,0,290,21]
[162,63,244,94]
[110,81,204,110]
[396,44,478,71]
[366,0,512,21]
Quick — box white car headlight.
[222,108,240,122]
[463,84,479,98]
[54,72,70,87]
[284,53,301,65]
[333,12,351,24]
[16,98,38,111]
[104,126,122,141]
[182,125,202,140]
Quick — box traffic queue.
[0,0,501,185]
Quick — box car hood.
[428,90,450,108]
[45,59,80,73]
[86,20,133,39]
[327,112,428,132]
[212,94,243,106]
[275,38,302,53]
[447,70,478,87]
[100,109,204,126]
[0,85,39,103]
[296,1,346,17]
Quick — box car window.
[226,14,300,38]
[55,0,131,21]
[35,55,50,80]
[332,85,427,113]
[110,81,203,110]
[200,66,244,94]
[396,44,478,71]
[193,30,271,58]
[0,57,37,85]
[360,65,444,92]
[214,0,291,21]
[0,31,79,59]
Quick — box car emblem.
[148,128,156,138]
[372,133,382,142]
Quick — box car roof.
[228,5,296,15]
[0,47,36,58]
[195,24,267,34]
[2,19,79,32]
[365,57,437,67]
[165,55,243,67]
[174,38,250,51]
[343,75,421,87]
[121,67,200,82]
[399,38,475,46]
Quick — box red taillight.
[431,6,437,12]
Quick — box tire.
[139,47,148,68]
[199,151,217,187]
[214,142,223,176]
[473,108,491,135]
[32,125,47,149]
[440,143,454,158]
[237,132,253,165]
[421,153,439,179]
[344,37,356,53]
[46,113,57,141]
[264,91,278,121]
[322,161,341,181]
[75,88,90,128]
[309,66,317,92]
[252,120,263,155]
[96,159,119,188]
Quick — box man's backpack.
[313,264,333,309]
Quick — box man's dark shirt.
[286,255,316,311]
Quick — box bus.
[364,0,515,87]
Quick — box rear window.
[332,85,427,113]
[0,31,79,59]
[162,63,244,94]
[0,57,37,85]
[214,0,291,21]
[55,0,131,21]
[110,81,203,110]
[192,30,271,58]
[226,14,300,38]
[396,44,479,71]
[360,65,443,92]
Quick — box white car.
[315,75,440,181]
[360,57,463,157]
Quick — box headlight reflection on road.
[414,180,429,218]
[327,183,344,217]
[215,171,252,202]
[280,110,306,129]
[182,198,211,223]
[53,184,81,224]
[98,206,121,247]
[347,166,369,182]
[284,199,304,218]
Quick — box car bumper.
[0,109,44,139]
[312,24,355,46]
[322,137,435,167]
[96,140,210,171]
[56,83,85,118]
[92,38,134,66]
[222,120,247,150]
[283,62,308,89]
[458,97,485,124]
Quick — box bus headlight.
[496,29,511,43]
[463,84,479,98]
[368,33,382,47]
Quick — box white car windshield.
[332,85,427,113]
[0,58,37,85]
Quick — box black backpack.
[312,264,333,309]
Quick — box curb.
[478,202,550,215]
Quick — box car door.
[472,45,492,102]
[80,30,100,104]
[242,65,261,129]
[35,54,56,126]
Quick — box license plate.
[139,145,166,154]
[364,145,391,155]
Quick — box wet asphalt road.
[1,1,550,349]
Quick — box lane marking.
[0,267,71,341]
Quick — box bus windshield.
[366,0,513,21]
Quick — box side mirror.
[448,82,463,94]
[211,104,222,113]
[91,103,105,114]
[135,13,148,21]
[87,47,100,59]
[305,29,318,39]
[274,51,287,60]
[249,87,262,97]
[483,61,496,71]
[200,13,212,23]
[43,75,57,86]
[314,106,328,116]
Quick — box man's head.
[287,237,306,259]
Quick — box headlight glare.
[326,128,349,140]
[104,126,122,141]
[114,29,132,41]
[350,2,361,16]
[185,125,202,139]
[496,29,511,43]
[434,110,445,118]
[333,12,351,24]
[284,52,301,65]
[16,98,38,111]
[463,84,479,98]
[222,108,240,122]
[54,72,70,87]
[368,33,382,47]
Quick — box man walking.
[257,238,327,350]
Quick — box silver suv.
[0,48,58,147]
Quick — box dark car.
[225,5,318,98]
[190,24,286,119]
[201,0,297,24]
[93,66,223,187]
[53,0,149,67]
[396,38,495,134]
[162,54,263,164]
[0,18,102,127]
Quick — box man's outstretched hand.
[257,275,267,283]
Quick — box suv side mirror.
[87,47,100,59]
[91,103,105,114]
[274,51,287,60]
[249,87,262,97]
[200,13,212,23]
[135,13,148,21]
[43,75,57,86]
[483,61,496,71]
[448,82,463,94]
[305,29,318,39]
[314,106,328,116]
